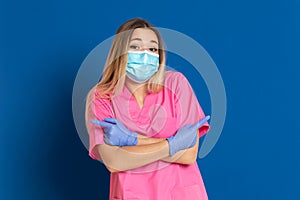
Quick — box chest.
[112,87,179,138]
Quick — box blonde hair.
[85,18,166,129]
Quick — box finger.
[186,132,197,147]
[104,118,117,124]
[193,115,210,130]
[90,119,112,128]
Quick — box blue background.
[1,0,299,199]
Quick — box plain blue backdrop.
[1,0,299,199]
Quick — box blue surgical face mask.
[126,50,159,83]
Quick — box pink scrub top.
[88,71,210,200]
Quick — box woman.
[86,18,210,200]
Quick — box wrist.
[166,136,175,156]
[131,132,138,145]
[166,135,174,143]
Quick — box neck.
[125,77,147,108]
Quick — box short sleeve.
[86,89,114,161]
[170,72,210,137]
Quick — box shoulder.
[88,87,112,107]
[165,71,189,87]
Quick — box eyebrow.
[130,37,158,45]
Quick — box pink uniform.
[88,71,210,200]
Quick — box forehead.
[130,28,158,42]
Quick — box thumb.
[90,119,112,128]
[193,115,210,130]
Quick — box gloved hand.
[91,118,138,146]
[167,115,210,156]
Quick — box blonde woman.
[86,18,210,200]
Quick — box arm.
[136,133,165,145]
[161,134,199,165]
[98,133,198,173]
[97,139,169,173]
[96,118,205,172]
[99,134,198,173]
[137,132,200,165]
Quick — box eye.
[129,45,140,50]
[149,48,158,52]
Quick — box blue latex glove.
[167,115,210,156]
[91,118,138,146]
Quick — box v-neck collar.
[123,85,154,112]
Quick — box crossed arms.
[97,132,200,173]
